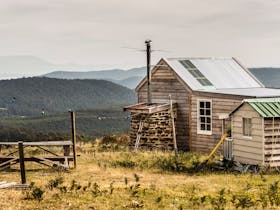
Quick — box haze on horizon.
[0,0,280,76]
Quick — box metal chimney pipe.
[145,40,152,105]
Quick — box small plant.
[231,193,255,209]
[134,173,140,183]
[209,188,227,210]
[112,160,136,168]
[268,180,280,206]
[92,182,102,197]
[124,177,128,186]
[46,176,64,190]
[69,180,81,191]
[129,183,141,197]
[109,181,114,194]
[32,187,45,202]
[155,196,162,203]
[23,182,44,202]
[82,182,92,191]
[188,185,202,208]
[58,186,67,193]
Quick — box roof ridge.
[166,57,232,60]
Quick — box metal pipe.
[145,40,152,105]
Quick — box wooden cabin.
[126,57,280,153]
[230,98,280,167]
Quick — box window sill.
[197,130,212,135]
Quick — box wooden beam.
[169,95,178,162]
[33,156,68,169]
[0,141,73,146]
[70,111,77,168]
[18,142,26,184]
[123,102,146,111]
[0,156,74,162]
[0,157,18,169]
[36,146,60,157]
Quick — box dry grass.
[1,142,280,209]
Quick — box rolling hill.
[43,67,280,89]
[43,67,146,89]
[43,67,146,81]
[1,56,280,89]
[0,77,136,116]
[0,56,146,89]
[249,68,280,88]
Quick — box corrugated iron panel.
[204,87,280,97]
[244,98,280,118]
[165,57,262,91]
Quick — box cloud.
[0,0,279,70]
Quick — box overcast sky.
[0,0,280,71]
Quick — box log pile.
[129,109,177,150]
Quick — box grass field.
[0,108,130,142]
[1,137,280,209]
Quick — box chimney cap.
[145,39,152,44]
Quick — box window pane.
[200,109,205,115]
[243,118,252,136]
[201,124,205,131]
[206,124,211,131]
[206,109,211,116]
[206,117,211,123]
[179,60,213,86]
[197,78,207,86]
[201,117,205,123]
[206,102,211,108]
[200,101,204,108]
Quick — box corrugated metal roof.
[201,87,280,97]
[245,98,280,118]
[165,57,263,91]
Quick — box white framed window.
[197,99,212,135]
[243,118,252,137]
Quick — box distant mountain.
[249,68,280,88]
[0,77,136,116]
[1,55,280,90]
[43,67,146,89]
[108,76,143,89]
[0,55,146,83]
[43,67,146,81]
[44,67,280,90]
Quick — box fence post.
[70,111,77,168]
[18,141,26,184]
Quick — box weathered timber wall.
[137,59,191,150]
[191,93,242,154]
[130,109,177,150]
[232,103,264,165]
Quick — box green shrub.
[268,181,280,206]
[112,160,136,168]
[31,187,45,202]
[46,176,64,190]
[23,182,44,202]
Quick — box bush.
[23,182,45,202]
